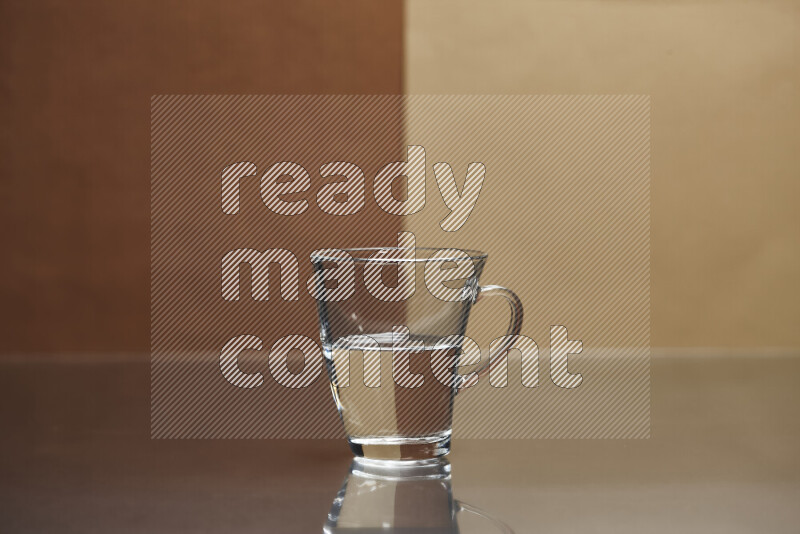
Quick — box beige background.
[405,0,800,348]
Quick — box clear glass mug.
[311,247,523,462]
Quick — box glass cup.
[311,247,523,462]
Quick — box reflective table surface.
[1,352,798,533]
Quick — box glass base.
[348,432,451,462]
[351,456,451,481]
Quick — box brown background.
[0,0,403,353]
[2,0,797,353]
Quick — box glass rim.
[310,247,488,263]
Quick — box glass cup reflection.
[324,457,514,533]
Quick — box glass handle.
[456,501,516,533]
[471,284,524,379]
